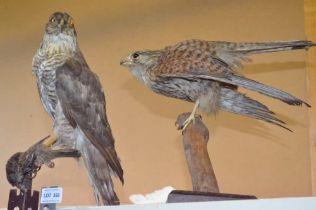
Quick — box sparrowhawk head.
[45,12,76,36]
[42,12,78,53]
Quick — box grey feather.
[56,59,124,182]
[209,40,315,53]
[210,40,315,69]
[226,74,311,107]
[220,88,291,131]
[55,58,123,205]
[76,129,119,205]
[162,71,310,108]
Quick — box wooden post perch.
[176,113,219,193]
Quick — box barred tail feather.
[76,131,119,205]
[228,74,311,107]
[232,40,316,54]
[220,88,292,131]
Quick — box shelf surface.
[55,197,316,210]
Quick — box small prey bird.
[120,39,314,131]
[6,136,80,191]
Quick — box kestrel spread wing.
[152,40,311,106]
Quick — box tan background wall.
[305,0,316,195]
[0,0,314,206]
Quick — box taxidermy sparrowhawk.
[32,12,123,205]
[120,40,313,131]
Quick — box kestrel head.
[120,50,161,83]
[120,50,162,70]
[45,12,76,37]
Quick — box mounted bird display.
[120,39,314,131]
[32,12,123,205]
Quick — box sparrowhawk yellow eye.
[69,19,74,27]
[50,17,56,23]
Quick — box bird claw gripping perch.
[6,135,81,191]
[176,112,203,134]
[181,113,197,131]
[176,100,200,131]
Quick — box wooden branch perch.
[176,113,219,193]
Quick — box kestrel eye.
[50,18,56,23]
[132,53,139,59]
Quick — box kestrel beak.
[120,57,132,66]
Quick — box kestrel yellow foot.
[180,100,200,131]
[181,112,196,131]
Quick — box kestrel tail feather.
[222,40,316,54]
[220,88,291,131]
[226,74,311,107]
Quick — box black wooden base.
[167,190,257,203]
[8,189,39,210]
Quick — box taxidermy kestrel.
[121,39,314,131]
[32,12,123,205]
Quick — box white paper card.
[40,187,63,204]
